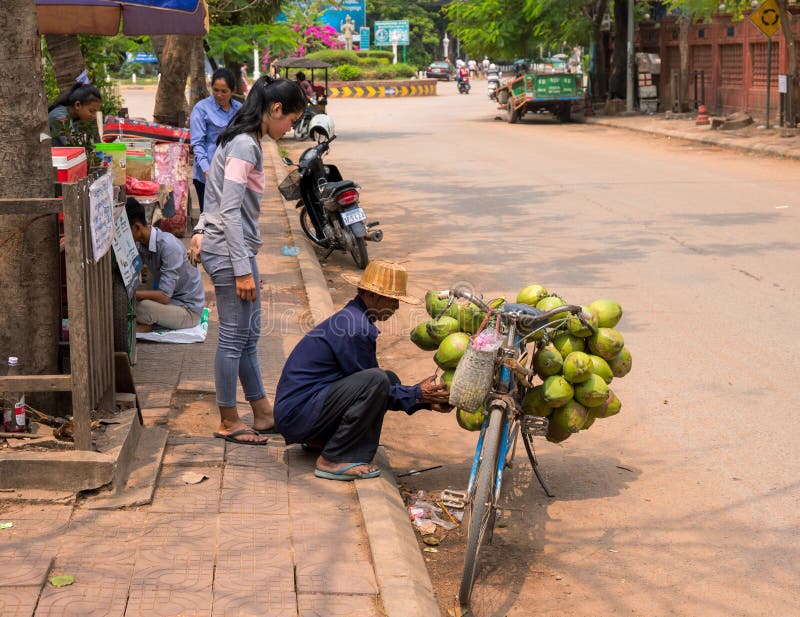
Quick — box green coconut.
[587,328,624,360]
[553,332,586,358]
[426,315,460,344]
[521,385,552,417]
[533,343,563,378]
[434,332,470,370]
[456,407,485,431]
[517,285,549,306]
[588,299,623,328]
[582,414,597,430]
[591,389,621,418]
[410,322,439,351]
[562,351,594,384]
[573,373,610,408]
[566,306,598,338]
[550,399,589,433]
[536,295,569,321]
[589,355,614,384]
[425,290,451,318]
[607,347,632,378]
[440,369,455,388]
[546,422,572,443]
[542,375,574,408]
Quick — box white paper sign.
[111,207,142,298]
[778,74,788,94]
[88,173,114,262]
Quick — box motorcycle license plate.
[341,207,366,226]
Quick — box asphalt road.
[287,83,800,616]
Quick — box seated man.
[274,260,452,481]
[126,199,205,332]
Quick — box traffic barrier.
[328,80,437,98]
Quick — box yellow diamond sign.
[750,0,781,38]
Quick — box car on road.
[426,61,455,80]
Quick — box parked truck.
[496,72,584,123]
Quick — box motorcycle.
[292,97,330,142]
[487,73,501,100]
[457,75,471,94]
[279,119,382,269]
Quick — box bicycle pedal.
[522,415,549,437]
[440,489,466,509]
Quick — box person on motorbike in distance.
[457,64,469,85]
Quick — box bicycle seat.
[320,180,357,198]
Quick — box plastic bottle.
[3,357,26,433]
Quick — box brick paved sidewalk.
[585,112,800,160]
[0,143,387,617]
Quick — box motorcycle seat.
[320,180,357,198]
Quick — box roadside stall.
[0,0,209,453]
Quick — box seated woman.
[48,83,103,146]
[295,71,315,101]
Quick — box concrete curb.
[266,139,442,617]
[584,116,800,161]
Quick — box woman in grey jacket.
[190,76,306,445]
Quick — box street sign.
[749,0,781,38]
[359,27,370,50]
[126,52,158,63]
[374,20,409,46]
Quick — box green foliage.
[355,50,393,60]
[666,0,754,20]
[362,63,417,79]
[334,64,362,80]
[208,23,297,64]
[306,50,360,65]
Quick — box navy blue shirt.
[274,296,424,443]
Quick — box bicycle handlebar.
[439,286,591,333]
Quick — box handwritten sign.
[88,173,114,262]
[111,207,142,298]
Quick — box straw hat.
[342,260,421,305]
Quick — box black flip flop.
[213,428,268,446]
[254,427,279,435]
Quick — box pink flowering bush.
[291,23,343,57]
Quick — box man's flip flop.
[213,428,268,446]
[314,463,381,481]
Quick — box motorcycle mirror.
[282,156,294,166]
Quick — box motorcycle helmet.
[308,114,335,142]
[489,63,497,71]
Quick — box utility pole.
[626,0,634,112]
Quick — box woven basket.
[449,343,497,412]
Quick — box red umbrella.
[36,0,208,36]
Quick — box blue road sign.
[359,27,370,50]
[374,20,409,46]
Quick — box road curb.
[584,116,800,161]
[266,139,442,617]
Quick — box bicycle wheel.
[459,404,504,607]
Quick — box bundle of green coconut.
[409,285,632,441]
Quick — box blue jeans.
[201,252,265,407]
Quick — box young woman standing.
[189,76,305,445]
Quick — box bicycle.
[437,286,589,607]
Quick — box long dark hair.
[217,76,305,147]
[48,82,102,112]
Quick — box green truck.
[496,72,585,123]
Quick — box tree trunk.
[777,0,796,127]
[153,35,193,127]
[609,0,628,99]
[0,0,61,402]
[151,35,167,65]
[678,13,690,112]
[590,0,609,100]
[44,34,86,95]
[189,36,209,111]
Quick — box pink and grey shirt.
[194,133,265,276]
